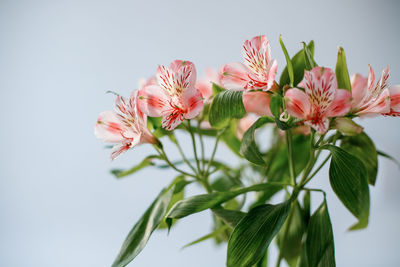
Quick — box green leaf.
[377,150,400,168]
[227,202,290,267]
[302,42,316,70]
[305,200,336,267]
[240,116,275,165]
[279,35,294,87]
[322,145,370,230]
[270,94,283,118]
[277,202,306,266]
[212,82,226,96]
[341,132,378,185]
[111,185,175,267]
[212,207,246,228]
[111,155,161,178]
[209,90,246,129]
[181,225,230,250]
[335,47,352,92]
[280,41,315,87]
[158,187,185,230]
[166,183,286,220]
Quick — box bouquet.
[94,35,399,267]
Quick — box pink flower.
[220,35,278,91]
[285,67,351,133]
[384,85,400,116]
[242,90,272,117]
[94,91,157,160]
[196,68,221,100]
[350,65,391,116]
[137,60,204,130]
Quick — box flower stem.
[153,145,197,179]
[187,120,202,177]
[286,129,296,186]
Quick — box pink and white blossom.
[94,92,157,160]
[137,60,204,130]
[350,66,391,116]
[220,35,278,91]
[242,90,272,117]
[385,85,400,116]
[285,67,351,133]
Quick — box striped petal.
[220,62,251,90]
[94,111,125,143]
[137,85,171,117]
[182,86,204,119]
[389,85,400,112]
[285,88,311,119]
[327,89,351,117]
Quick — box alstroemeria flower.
[94,92,157,160]
[285,67,351,133]
[220,35,278,91]
[350,65,391,116]
[137,60,204,130]
[385,85,400,116]
[196,68,221,100]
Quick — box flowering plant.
[95,35,399,267]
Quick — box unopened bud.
[332,117,363,136]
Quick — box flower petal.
[171,60,197,90]
[303,67,337,113]
[220,62,251,90]
[358,88,391,115]
[305,117,330,134]
[285,88,311,119]
[242,35,271,75]
[162,112,185,131]
[350,73,368,109]
[242,90,272,116]
[389,85,400,112]
[137,85,171,117]
[110,142,132,161]
[327,89,351,117]
[94,111,125,143]
[182,87,204,119]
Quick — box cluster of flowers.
[95,35,399,160]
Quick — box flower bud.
[332,117,363,136]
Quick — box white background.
[1,0,399,266]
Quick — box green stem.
[197,119,206,173]
[172,134,198,174]
[286,129,296,186]
[187,120,202,177]
[204,130,223,178]
[153,145,197,179]
[301,154,332,187]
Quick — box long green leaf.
[377,150,400,168]
[335,47,352,92]
[277,202,306,266]
[322,145,370,230]
[306,200,336,267]
[227,202,290,267]
[240,116,275,165]
[111,185,175,267]
[302,42,316,70]
[279,35,294,87]
[209,90,246,129]
[279,41,315,87]
[166,183,286,220]
[341,132,378,185]
[212,207,246,228]
[111,155,161,178]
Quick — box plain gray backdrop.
[1,0,399,266]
